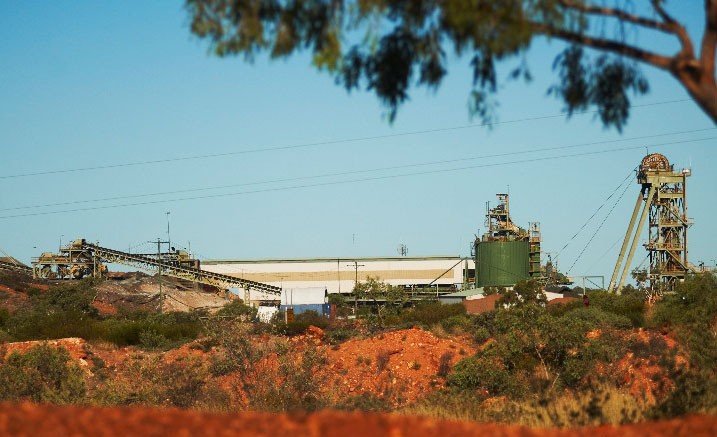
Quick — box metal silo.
[476,240,529,287]
[474,194,541,287]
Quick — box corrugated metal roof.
[203,255,467,264]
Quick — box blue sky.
[1,2,715,283]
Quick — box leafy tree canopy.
[186,0,717,128]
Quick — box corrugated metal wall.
[476,241,529,287]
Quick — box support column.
[617,186,656,294]
[608,191,644,292]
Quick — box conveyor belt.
[0,259,33,275]
[83,243,281,295]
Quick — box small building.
[438,288,485,305]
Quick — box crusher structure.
[608,154,692,294]
[474,194,542,287]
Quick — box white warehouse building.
[202,256,474,302]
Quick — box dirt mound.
[326,328,474,404]
[0,403,715,437]
[0,272,49,313]
[92,274,230,314]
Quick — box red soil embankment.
[0,403,715,437]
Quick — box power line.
[554,169,637,260]
[2,128,713,213]
[2,136,712,220]
[0,98,692,180]
[585,235,623,273]
[567,172,634,274]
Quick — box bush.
[93,355,229,410]
[562,307,633,330]
[138,329,170,350]
[399,302,466,326]
[628,335,668,360]
[335,392,391,412]
[437,352,453,378]
[588,291,645,327]
[324,327,357,345]
[0,344,86,404]
[448,351,526,398]
[650,273,717,416]
[216,300,257,320]
[472,326,491,344]
[440,314,472,333]
[376,350,391,374]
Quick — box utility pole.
[166,212,171,250]
[346,260,364,313]
[151,238,170,314]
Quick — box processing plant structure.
[608,153,692,294]
[474,194,542,287]
[29,239,282,297]
[6,155,698,299]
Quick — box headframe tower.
[608,154,691,294]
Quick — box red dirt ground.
[0,403,715,437]
[1,325,681,407]
[325,327,474,403]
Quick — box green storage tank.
[475,240,529,287]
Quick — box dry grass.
[400,383,650,428]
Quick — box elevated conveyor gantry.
[81,242,282,295]
[0,259,33,275]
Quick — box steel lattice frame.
[645,169,690,292]
[609,154,691,294]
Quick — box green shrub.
[325,327,356,345]
[208,352,239,377]
[93,355,229,410]
[399,302,466,326]
[294,310,329,329]
[561,338,620,389]
[0,308,10,328]
[628,335,668,360]
[562,306,633,330]
[448,351,526,398]
[472,326,491,344]
[440,314,472,333]
[138,329,170,350]
[216,300,257,320]
[588,291,645,327]
[650,273,717,416]
[0,344,86,404]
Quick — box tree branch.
[650,0,678,24]
[650,0,695,59]
[701,0,717,81]
[534,24,673,70]
[559,0,671,33]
